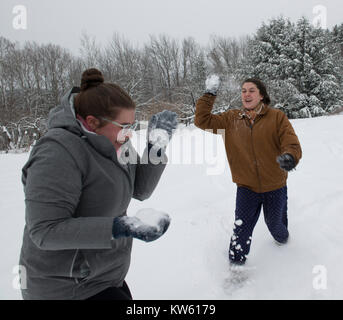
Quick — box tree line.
[1,16,342,151]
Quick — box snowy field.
[1,114,343,300]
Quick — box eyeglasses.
[100,117,139,131]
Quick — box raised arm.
[194,75,230,134]
[133,110,178,200]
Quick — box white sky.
[0,0,342,55]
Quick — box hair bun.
[80,68,104,91]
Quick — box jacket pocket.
[70,249,91,284]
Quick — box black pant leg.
[229,187,263,264]
[86,281,133,300]
[262,186,289,243]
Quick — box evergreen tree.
[332,23,343,102]
[239,16,342,118]
[293,18,342,116]
[332,23,343,57]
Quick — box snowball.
[205,75,220,92]
[235,219,243,226]
[135,208,170,232]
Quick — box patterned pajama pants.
[229,186,289,264]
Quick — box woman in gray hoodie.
[19,68,178,300]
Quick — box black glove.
[277,153,296,171]
[147,110,178,151]
[112,214,171,242]
[204,75,220,96]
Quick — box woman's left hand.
[147,110,178,149]
[277,153,295,171]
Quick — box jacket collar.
[237,103,269,120]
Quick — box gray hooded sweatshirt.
[19,87,167,300]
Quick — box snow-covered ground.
[1,114,343,300]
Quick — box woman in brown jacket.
[194,76,302,265]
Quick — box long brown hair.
[74,68,136,126]
[242,78,271,105]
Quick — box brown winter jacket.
[194,94,302,193]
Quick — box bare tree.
[147,34,181,101]
[79,31,101,69]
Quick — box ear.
[85,115,100,131]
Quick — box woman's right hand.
[205,74,220,96]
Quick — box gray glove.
[205,74,220,96]
[277,153,296,171]
[147,110,178,150]
[112,214,171,242]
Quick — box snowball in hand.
[136,208,171,233]
[124,208,171,242]
[148,128,170,149]
[205,74,220,95]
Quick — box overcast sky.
[1,0,342,55]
